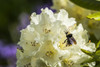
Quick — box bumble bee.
[63,32,77,46]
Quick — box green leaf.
[81,58,94,65]
[95,61,100,67]
[94,50,100,61]
[87,12,100,21]
[70,0,100,11]
[81,64,89,67]
[95,50,100,56]
[81,49,93,56]
[96,41,100,49]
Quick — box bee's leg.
[63,39,67,44]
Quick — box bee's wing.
[71,37,77,44]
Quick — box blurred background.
[0,0,54,67]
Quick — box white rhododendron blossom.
[16,8,96,67]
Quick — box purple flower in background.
[0,41,17,67]
[17,13,30,33]
[35,0,56,14]
[9,13,30,43]
[35,5,56,14]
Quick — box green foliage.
[87,12,100,21]
[81,41,100,67]
[81,49,93,56]
[81,58,94,65]
[89,33,99,44]
[96,41,100,50]
[70,0,100,11]
[81,64,89,67]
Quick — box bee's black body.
[64,32,77,46]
